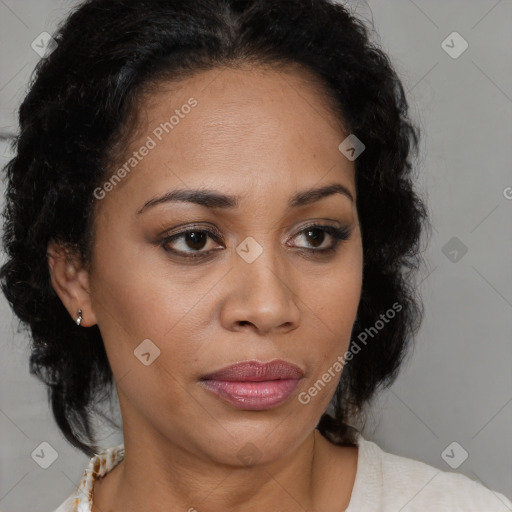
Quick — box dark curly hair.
[0,0,430,457]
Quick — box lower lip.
[200,379,301,410]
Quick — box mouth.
[199,359,304,410]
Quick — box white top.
[54,433,512,511]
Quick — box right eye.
[160,227,224,259]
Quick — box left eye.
[290,225,348,250]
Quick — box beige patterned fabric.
[54,444,124,512]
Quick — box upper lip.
[200,359,304,382]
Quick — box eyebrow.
[136,182,354,215]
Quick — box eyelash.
[159,223,351,260]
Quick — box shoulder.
[347,435,512,511]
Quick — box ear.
[47,240,98,327]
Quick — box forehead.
[97,63,355,217]
[125,62,347,154]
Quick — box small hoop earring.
[76,309,83,326]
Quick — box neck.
[92,413,357,512]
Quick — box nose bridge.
[221,231,301,333]
[238,231,292,301]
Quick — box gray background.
[1,1,511,510]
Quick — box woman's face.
[87,64,363,465]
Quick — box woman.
[1,0,510,510]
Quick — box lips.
[200,359,304,382]
[200,359,304,410]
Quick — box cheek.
[89,235,224,403]
[303,254,362,376]
[296,279,361,412]
[311,252,362,330]
[91,263,200,421]
[88,233,182,370]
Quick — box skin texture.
[47,63,363,512]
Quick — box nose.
[219,241,301,335]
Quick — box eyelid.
[160,219,346,242]
[158,220,351,259]
[159,222,223,239]
[282,219,344,236]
